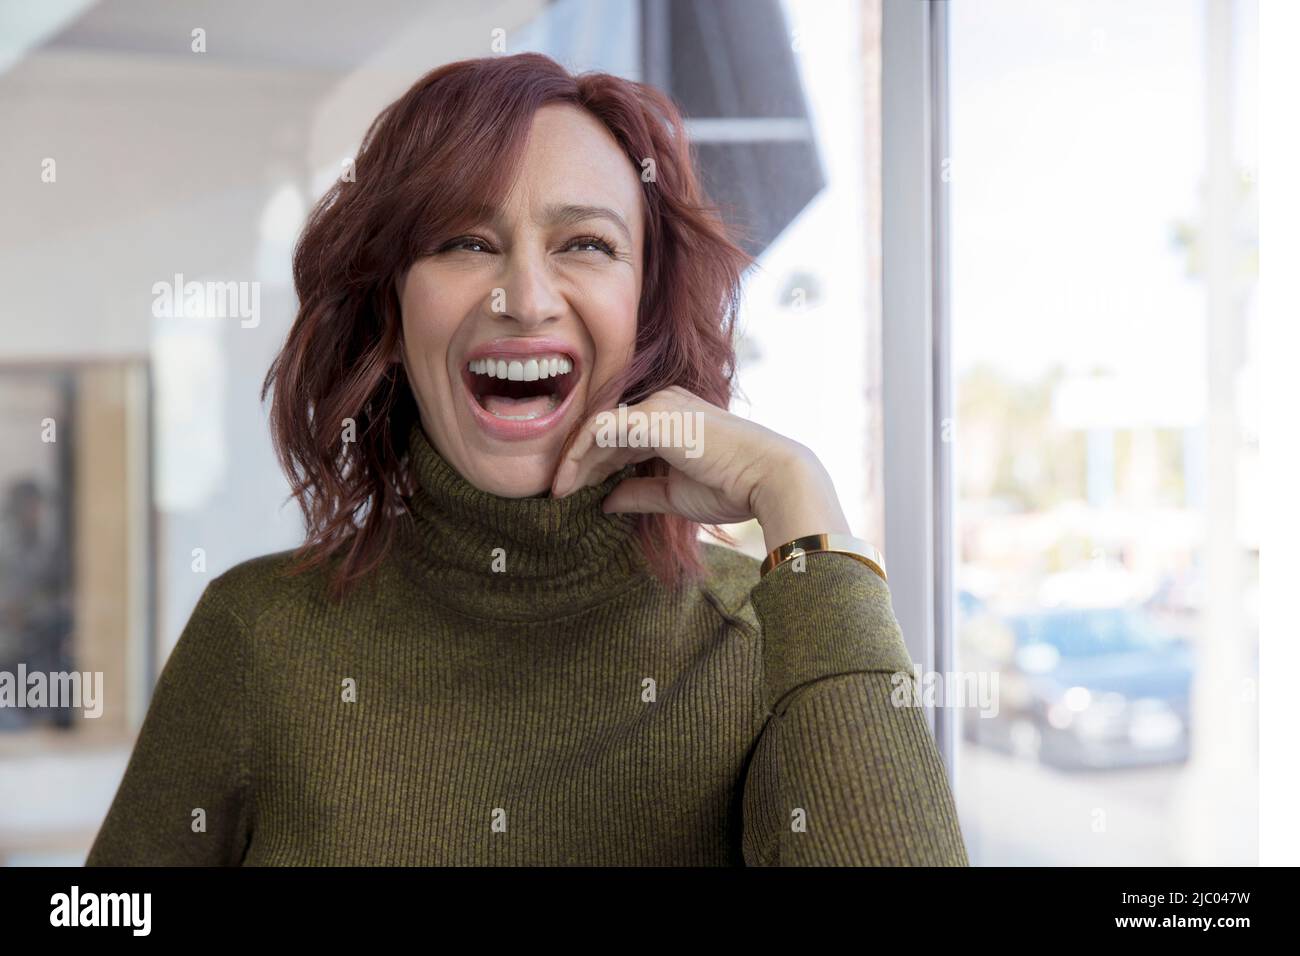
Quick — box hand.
[550,386,852,554]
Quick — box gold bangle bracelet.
[759,533,888,583]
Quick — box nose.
[492,246,565,330]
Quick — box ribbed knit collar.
[394,421,653,622]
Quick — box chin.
[462,450,559,499]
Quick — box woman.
[87,53,968,867]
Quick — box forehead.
[500,104,645,235]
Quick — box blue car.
[961,605,1195,770]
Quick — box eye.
[563,235,617,256]
[439,235,494,254]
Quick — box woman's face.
[398,103,645,497]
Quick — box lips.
[460,338,581,441]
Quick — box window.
[947,0,1258,865]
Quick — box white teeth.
[468,353,574,378]
[488,395,561,420]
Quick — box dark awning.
[642,0,827,258]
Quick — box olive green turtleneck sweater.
[85,422,968,866]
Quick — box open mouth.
[464,353,578,422]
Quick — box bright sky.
[949,0,1255,386]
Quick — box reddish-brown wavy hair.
[262,52,753,601]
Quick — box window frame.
[881,0,955,781]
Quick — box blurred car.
[1141,566,1203,641]
[961,605,1194,770]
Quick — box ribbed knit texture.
[85,422,969,866]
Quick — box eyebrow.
[541,203,633,244]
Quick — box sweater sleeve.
[85,580,253,866]
[738,551,969,866]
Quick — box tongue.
[481,393,558,420]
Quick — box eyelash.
[438,235,619,257]
[440,236,493,254]
[564,235,618,256]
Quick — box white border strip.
[1258,0,1298,867]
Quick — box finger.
[552,393,676,496]
[600,476,673,514]
[555,390,711,495]
[551,408,608,496]
[555,440,657,498]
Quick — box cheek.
[578,277,640,367]
[400,270,474,379]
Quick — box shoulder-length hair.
[262,52,753,601]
